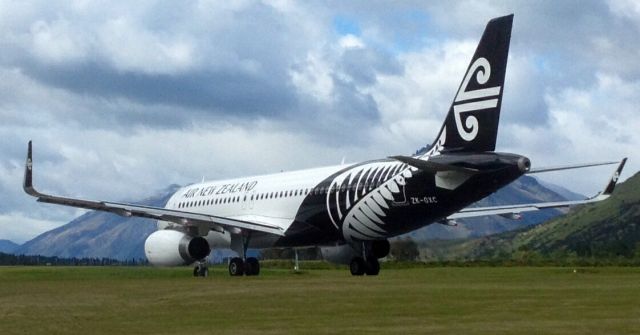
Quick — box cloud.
[0,1,638,243]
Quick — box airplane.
[23,14,627,277]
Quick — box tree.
[390,238,420,261]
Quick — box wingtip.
[602,158,627,195]
[23,141,37,196]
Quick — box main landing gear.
[228,256,260,276]
[228,232,261,276]
[349,240,389,276]
[350,257,380,276]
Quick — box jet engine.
[320,244,357,265]
[320,240,390,265]
[144,229,210,266]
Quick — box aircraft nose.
[518,157,531,173]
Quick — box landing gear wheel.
[365,258,380,276]
[193,263,209,277]
[245,257,260,276]
[350,257,366,276]
[229,257,245,276]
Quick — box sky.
[1,0,639,243]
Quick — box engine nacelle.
[320,244,358,265]
[321,240,390,264]
[144,230,210,266]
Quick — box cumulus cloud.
[0,1,638,242]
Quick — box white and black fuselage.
[165,151,530,249]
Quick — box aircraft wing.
[447,158,627,220]
[23,142,285,237]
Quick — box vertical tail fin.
[431,14,513,154]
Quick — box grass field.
[1,266,639,334]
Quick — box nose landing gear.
[193,260,209,277]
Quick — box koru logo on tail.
[453,57,501,141]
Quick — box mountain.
[0,240,19,253]
[537,180,585,201]
[421,172,640,261]
[405,175,577,241]
[15,185,180,260]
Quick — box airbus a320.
[24,14,627,276]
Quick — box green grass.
[1,266,639,334]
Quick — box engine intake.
[145,230,210,266]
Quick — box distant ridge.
[0,240,19,254]
[15,185,180,260]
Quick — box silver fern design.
[325,161,416,241]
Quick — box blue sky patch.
[333,15,361,36]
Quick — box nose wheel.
[193,261,209,277]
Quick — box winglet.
[601,157,627,196]
[23,141,40,197]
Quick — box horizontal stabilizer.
[448,158,627,220]
[527,161,618,174]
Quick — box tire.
[228,257,245,276]
[350,257,365,276]
[365,258,380,276]
[193,266,200,277]
[200,267,209,277]
[245,257,260,276]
